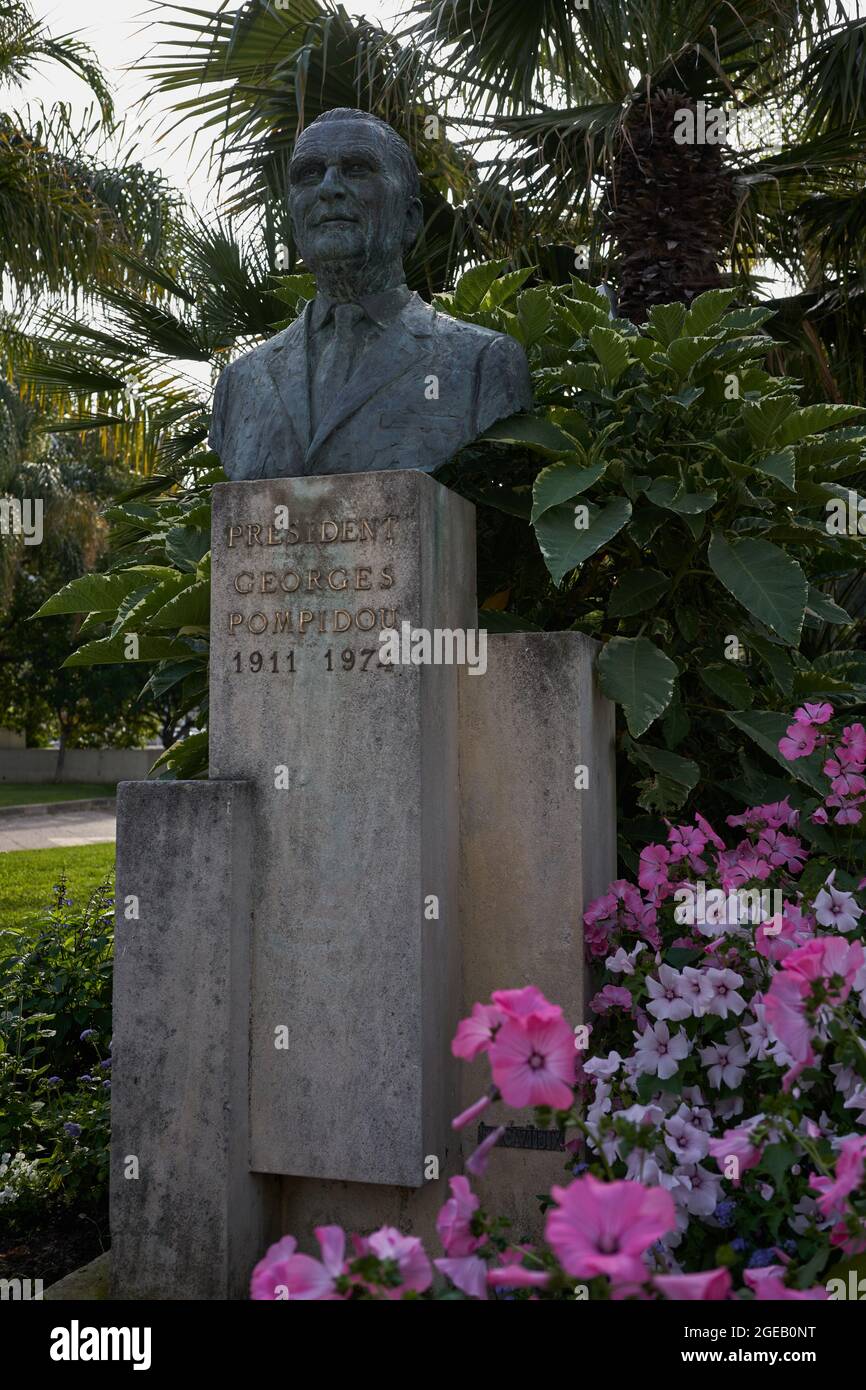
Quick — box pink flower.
[451,1094,492,1131]
[755,911,813,964]
[487,1264,549,1290]
[466,1124,505,1177]
[545,1174,675,1284]
[666,821,709,873]
[589,983,634,1015]
[708,1119,765,1182]
[779,722,817,760]
[810,1136,866,1220]
[452,1002,503,1060]
[434,1255,488,1298]
[744,1267,827,1300]
[437,1177,481,1256]
[841,722,866,763]
[250,1226,346,1300]
[489,1012,576,1109]
[787,937,864,996]
[491,985,563,1025]
[653,1268,732,1300]
[360,1227,432,1298]
[695,811,726,851]
[763,971,814,1066]
[794,702,834,727]
[639,844,671,894]
[754,828,807,873]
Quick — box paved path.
[0,808,117,852]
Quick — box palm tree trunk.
[607,91,736,323]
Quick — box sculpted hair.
[297,107,421,202]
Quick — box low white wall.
[0,747,160,783]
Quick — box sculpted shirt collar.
[310,283,412,333]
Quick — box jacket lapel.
[264,306,312,467]
[304,296,435,471]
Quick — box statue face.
[289,119,419,274]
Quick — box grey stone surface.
[209,110,532,481]
[209,470,475,1186]
[44,1251,111,1301]
[456,631,616,1239]
[110,780,279,1300]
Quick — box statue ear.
[403,197,423,250]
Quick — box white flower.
[606,943,645,975]
[742,1001,774,1060]
[843,1089,866,1126]
[676,1162,723,1217]
[583,1051,622,1080]
[664,1113,710,1165]
[700,1030,748,1089]
[814,870,863,934]
[587,1081,612,1131]
[705,967,747,1019]
[646,964,692,1022]
[633,1021,690,1080]
[679,966,715,1017]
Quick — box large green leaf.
[451,260,508,314]
[741,395,798,446]
[682,289,736,336]
[588,326,631,385]
[624,736,699,790]
[776,404,866,446]
[806,586,853,625]
[31,567,168,618]
[531,460,605,522]
[645,302,686,346]
[598,636,678,738]
[700,663,754,708]
[755,448,796,492]
[477,413,575,455]
[149,580,210,630]
[164,527,210,573]
[63,635,196,667]
[707,531,807,646]
[535,497,631,586]
[666,336,717,379]
[607,569,670,617]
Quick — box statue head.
[288,108,423,298]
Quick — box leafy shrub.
[0,878,113,1224]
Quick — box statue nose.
[318,166,347,198]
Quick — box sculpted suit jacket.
[208,289,533,479]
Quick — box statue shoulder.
[215,316,305,386]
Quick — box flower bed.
[252,704,866,1299]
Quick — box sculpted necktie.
[312,302,366,432]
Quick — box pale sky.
[19,0,835,299]
[19,1,407,213]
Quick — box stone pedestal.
[109,470,617,1293]
[457,631,615,1238]
[209,470,474,1186]
[110,780,279,1300]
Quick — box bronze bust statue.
[209,108,533,479]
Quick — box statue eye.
[292,162,324,184]
[344,159,373,176]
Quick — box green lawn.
[0,782,117,808]
[0,843,115,936]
